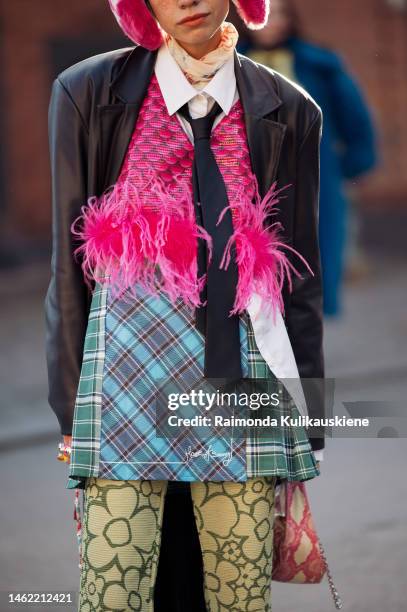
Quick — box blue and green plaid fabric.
[67,282,319,490]
[67,281,106,486]
[245,315,320,480]
[97,283,247,482]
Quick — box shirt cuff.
[313,449,324,462]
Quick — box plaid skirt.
[67,282,320,490]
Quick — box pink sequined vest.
[120,73,255,209]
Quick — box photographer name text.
[167,415,370,428]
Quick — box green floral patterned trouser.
[78,476,277,612]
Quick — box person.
[44,0,325,610]
[240,0,377,316]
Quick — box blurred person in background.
[240,0,378,316]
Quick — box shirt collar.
[154,42,237,117]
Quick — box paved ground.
[0,255,406,611]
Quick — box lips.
[177,12,210,25]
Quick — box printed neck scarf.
[165,22,239,90]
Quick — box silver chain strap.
[317,537,344,609]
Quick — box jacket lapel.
[234,52,287,198]
[93,46,157,194]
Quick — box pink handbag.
[272,481,343,608]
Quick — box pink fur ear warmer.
[108,0,270,50]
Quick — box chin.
[176,28,217,47]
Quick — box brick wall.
[0,0,121,239]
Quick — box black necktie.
[179,101,242,381]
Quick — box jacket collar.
[233,51,283,117]
[110,45,157,104]
[110,46,283,116]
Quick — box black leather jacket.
[44,45,325,450]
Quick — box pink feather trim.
[71,171,313,318]
[70,174,212,307]
[218,176,314,322]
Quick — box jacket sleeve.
[44,77,90,436]
[286,103,325,452]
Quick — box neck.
[175,29,222,59]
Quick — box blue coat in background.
[241,37,378,315]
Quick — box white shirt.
[155,42,238,141]
[154,44,324,463]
